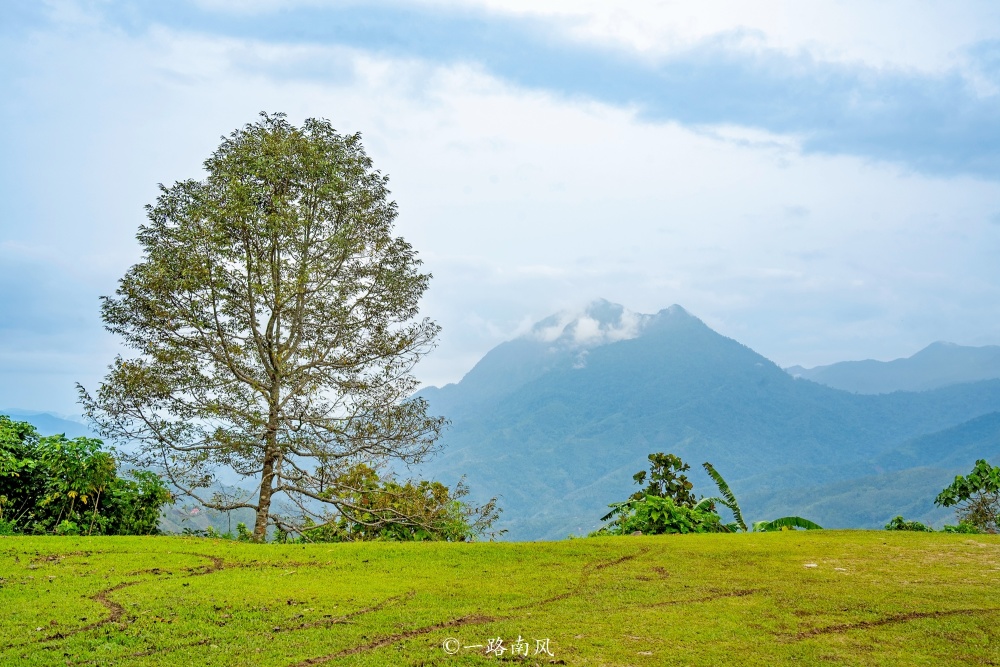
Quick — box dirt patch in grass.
[650,588,757,607]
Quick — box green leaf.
[702,462,747,532]
[753,516,823,532]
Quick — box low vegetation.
[597,453,822,536]
[935,459,1000,532]
[2,531,999,666]
[286,463,502,543]
[0,416,499,542]
[887,459,1000,534]
[0,416,171,536]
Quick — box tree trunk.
[254,451,276,541]
[254,387,282,541]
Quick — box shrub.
[600,453,820,535]
[934,460,1000,533]
[0,415,172,535]
[884,515,934,532]
[942,521,982,534]
[287,464,502,543]
[604,494,730,535]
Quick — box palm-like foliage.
[698,462,747,532]
[699,462,822,533]
[752,516,823,532]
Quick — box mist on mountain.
[415,301,1000,540]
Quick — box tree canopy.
[81,113,447,541]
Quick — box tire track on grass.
[510,547,652,610]
[289,614,498,666]
[788,607,1000,640]
[277,590,416,633]
[650,588,758,607]
[0,551,227,653]
[66,590,421,665]
[289,548,652,665]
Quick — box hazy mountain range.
[786,342,1000,393]
[1,410,97,439]
[6,300,1000,540]
[414,301,1000,539]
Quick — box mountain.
[0,410,97,439]
[414,302,1000,540]
[785,342,1000,394]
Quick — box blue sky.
[3,0,1000,415]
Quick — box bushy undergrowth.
[884,515,984,533]
[596,494,729,536]
[0,415,172,536]
[884,516,934,532]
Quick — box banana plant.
[695,462,747,532]
[751,516,823,532]
[697,462,822,533]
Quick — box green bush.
[884,516,934,532]
[0,415,172,535]
[942,521,982,534]
[600,453,820,536]
[287,463,502,543]
[604,494,729,535]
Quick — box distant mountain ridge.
[11,304,1000,540]
[0,410,97,439]
[415,301,1000,540]
[786,342,1000,394]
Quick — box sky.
[3,0,1000,416]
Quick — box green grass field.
[2,531,999,666]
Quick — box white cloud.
[524,304,649,348]
[411,0,1000,73]
[3,4,1000,411]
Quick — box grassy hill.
[3,532,999,666]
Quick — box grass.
[2,531,999,666]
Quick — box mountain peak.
[658,304,691,317]
[528,299,651,347]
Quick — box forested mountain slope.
[416,302,1000,539]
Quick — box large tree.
[81,113,445,540]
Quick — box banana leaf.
[752,516,823,532]
[701,462,747,532]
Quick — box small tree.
[599,454,821,536]
[601,453,728,534]
[935,460,1000,533]
[629,453,697,506]
[292,463,502,542]
[81,113,449,541]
